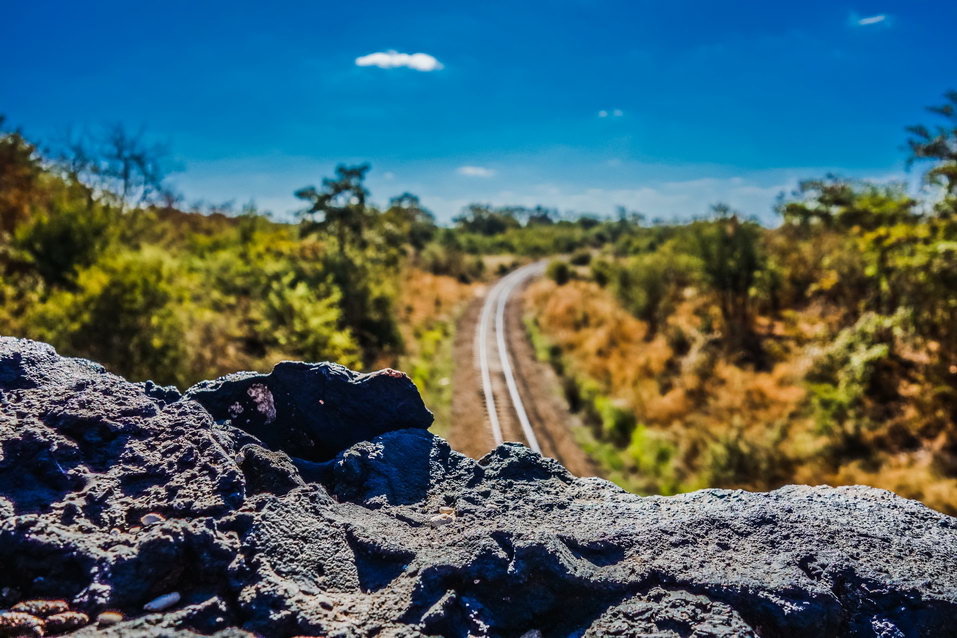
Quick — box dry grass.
[526,276,957,513]
[395,268,477,437]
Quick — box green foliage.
[780,177,918,231]
[400,318,457,439]
[589,258,613,287]
[0,130,447,386]
[382,193,436,251]
[626,425,678,493]
[610,246,699,336]
[545,259,571,285]
[569,249,592,266]
[296,164,373,253]
[908,90,957,214]
[689,206,763,349]
[703,422,789,489]
[453,204,522,235]
[0,121,42,234]
[28,249,191,385]
[257,272,359,368]
[417,230,485,282]
[806,311,903,443]
[14,183,116,287]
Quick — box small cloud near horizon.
[598,109,624,118]
[355,51,443,71]
[457,166,496,178]
[854,13,889,26]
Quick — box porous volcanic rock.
[2,337,957,637]
[185,361,433,461]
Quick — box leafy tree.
[453,204,521,235]
[54,124,173,212]
[28,250,190,385]
[690,205,763,355]
[907,90,957,215]
[295,164,372,254]
[780,177,918,231]
[0,120,42,234]
[382,192,436,251]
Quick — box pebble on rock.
[429,513,454,528]
[140,513,165,526]
[96,611,124,626]
[143,592,181,612]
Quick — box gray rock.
[1,336,957,637]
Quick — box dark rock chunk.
[137,381,182,405]
[584,587,757,637]
[238,444,305,496]
[185,362,433,461]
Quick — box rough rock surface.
[2,337,957,637]
[185,362,433,461]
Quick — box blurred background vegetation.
[2,91,957,511]
[0,118,482,433]
[524,92,957,513]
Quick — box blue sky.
[3,1,955,223]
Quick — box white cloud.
[355,50,443,71]
[598,109,624,118]
[598,110,608,118]
[457,166,496,178]
[857,14,887,26]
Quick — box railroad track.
[476,261,547,452]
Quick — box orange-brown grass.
[394,268,477,437]
[527,276,957,513]
[396,268,476,339]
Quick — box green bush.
[546,259,571,285]
[28,249,190,385]
[14,187,116,287]
[569,249,592,266]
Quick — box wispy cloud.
[457,165,496,178]
[598,109,624,118]
[853,13,889,27]
[355,51,443,71]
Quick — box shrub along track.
[449,263,596,477]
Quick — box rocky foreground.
[2,338,957,637]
